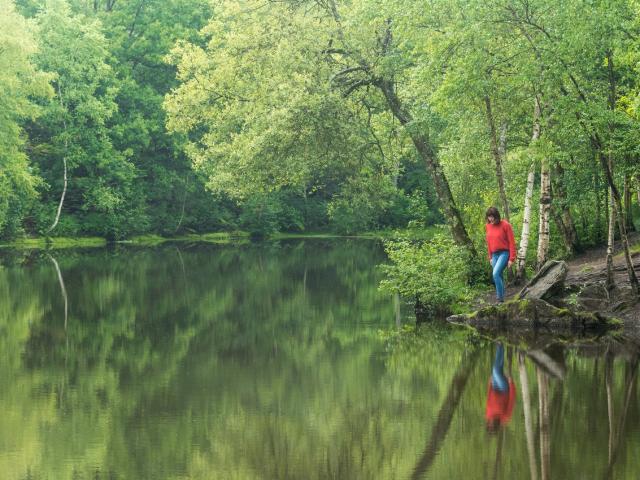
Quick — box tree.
[0,0,51,237]
[29,0,141,239]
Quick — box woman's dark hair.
[485,206,501,223]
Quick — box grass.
[0,236,107,249]
[613,236,640,258]
[124,231,250,246]
[0,226,440,250]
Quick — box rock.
[447,298,617,331]
[575,282,610,311]
[518,260,568,300]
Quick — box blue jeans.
[490,250,509,301]
[491,343,508,392]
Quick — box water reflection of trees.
[0,241,398,479]
[402,334,640,480]
[2,243,640,479]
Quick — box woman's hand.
[508,260,513,268]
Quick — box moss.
[614,240,640,258]
[578,265,595,273]
[605,317,624,327]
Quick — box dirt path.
[480,233,640,324]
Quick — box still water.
[0,239,638,479]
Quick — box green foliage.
[238,193,285,238]
[380,230,473,316]
[0,0,51,238]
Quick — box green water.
[0,240,638,479]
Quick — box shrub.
[379,230,473,317]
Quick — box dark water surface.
[0,240,639,479]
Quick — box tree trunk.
[537,157,551,270]
[379,80,476,256]
[516,96,542,283]
[323,3,476,257]
[595,162,604,243]
[47,84,68,234]
[551,161,579,255]
[603,50,639,295]
[606,186,616,292]
[484,95,510,220]
[624,174,635,232]
[516,163,536,284]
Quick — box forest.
[2,0,640,277]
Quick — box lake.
[0,239,638,479]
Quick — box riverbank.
[0,232,252,249]
[0,226,439,250]
[473,233,640,326]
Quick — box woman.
[485,207,516,303]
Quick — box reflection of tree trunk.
[605,351,614,462]
[411,348,481,480]
[519,353,539,480]
[537,368,550,480]
[47,253,68,330]
[394,292,401,328]
[48,252,69,411]
[603,356,639,480]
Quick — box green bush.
[379,230,473,317]
[239,193,283,238]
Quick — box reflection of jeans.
[491,250,509,301]
[492,344,508,392]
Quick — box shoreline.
[0,227,438,250]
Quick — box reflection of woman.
[485,207,516,303]
[486,343,516,433]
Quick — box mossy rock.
[447,298,618,331]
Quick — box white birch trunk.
[606,186,616,292]
[536,156,551,270]
[47,84,68,234]
[515,97,542,282]
[516,163,535,282]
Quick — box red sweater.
[485,379,516,425]
[485,220,516,262]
